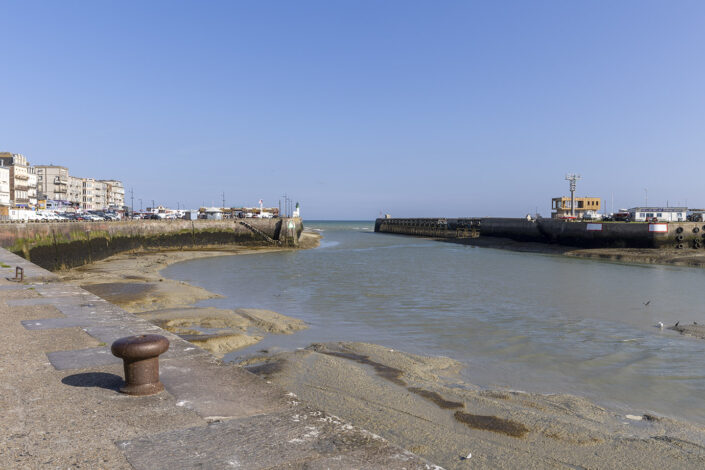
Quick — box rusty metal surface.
[6,265,24,282]
[112,335,170,396]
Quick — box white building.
[93,180,107,210]
[99,179,125,210]
[81,177,97,210]
[27,167,37,208]
[0,166,10,216]
[628,207,687,222]
[68,176,83,207]
[204,207,223,220]
[0,153,36,209]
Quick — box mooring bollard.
[111,334,169,396]
[8,266,24,282]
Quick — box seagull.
[643,300,651,306]
[657,322,664,329]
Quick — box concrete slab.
[118,408,437,470]
[159,357,291,419]
[47,347,122,370]
[7,297,60,306]
[0,284,25,290]
[22,317,91,330]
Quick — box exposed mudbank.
[671,322,705,339]
[241,341,705,469]
[58,231,320,356]
[445,236,705,269]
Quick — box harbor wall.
[0,218,303,271]
[375,218,705,249]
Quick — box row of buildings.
[0,152,125,216]
[551,196,689,222]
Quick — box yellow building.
[551,196,601,219]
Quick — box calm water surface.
[162,221,705,424]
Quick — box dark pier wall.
[376,218,705,249]
[0,218,303,271]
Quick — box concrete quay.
[0,248,440,469]
[376,217,705,249]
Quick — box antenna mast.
[565,173,582,218]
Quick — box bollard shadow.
[62,372,123,391]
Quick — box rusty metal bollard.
[9,266,24,282]
[111,334,169,396]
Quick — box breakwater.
[375,217,705,249]
[0,218,303,271]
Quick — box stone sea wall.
[0,218,303,271]
[375,217,705,249]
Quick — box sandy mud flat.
[241,341,705,469]
[59,232,320,356]
[449,236,705,268]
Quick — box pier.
[376,217,705,249]
[0,218,304,270]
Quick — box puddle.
[81,282,154,303]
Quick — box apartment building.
[80,177,96,210]
[0,153,36,208]
[3,151,124,212]
[66,176,107,210]
[36,165,70,201]
[93,180,107,209]
[67,176,84,208]
[0,166,10,215]
[28,167,37,207]
[99,180,125,209]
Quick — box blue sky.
[2,1,704,219]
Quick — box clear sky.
[2,1,705,219]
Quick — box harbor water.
[162,220,705,425]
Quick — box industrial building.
[628,207,687,222]
[551,196,601,219]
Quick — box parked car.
[612,212,631,222]
[582,211,603,221]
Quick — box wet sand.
[241,342,705,469]
[59,232,320,357]
[449,236,705,268]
